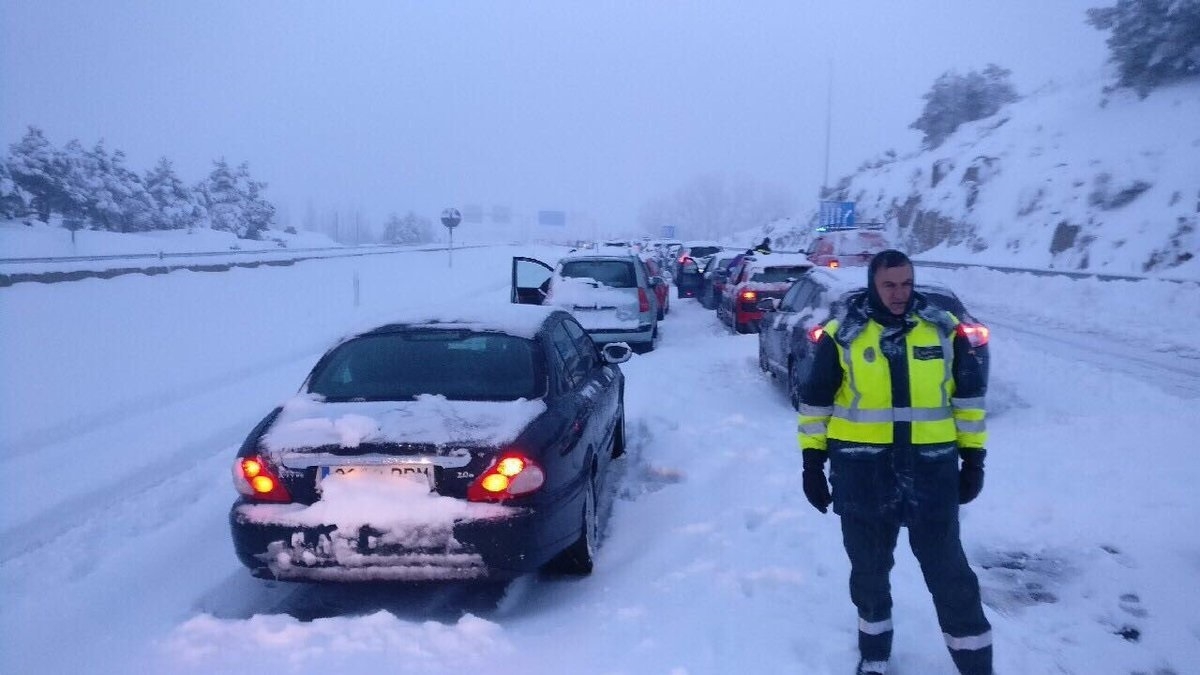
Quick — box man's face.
[874,263,914,316]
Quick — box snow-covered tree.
[6,126,69,222]
[67,141,156,232]
[909,64,1019,149]
[198,158,242,235]
[382,211,433,244]
[1088,0,1200,97]
[0,161,27,219]
[197,159,274,238]
[238,163,274,240]
[144,157,205,231]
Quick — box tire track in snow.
[984,315,1200,398]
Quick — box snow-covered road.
[1,246,1197,675]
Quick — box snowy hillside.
[776,76,1200,280]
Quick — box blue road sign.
[819,201,856,229]
[538,210,567,226]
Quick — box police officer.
[798,250,991,675]
[751,236,772,254]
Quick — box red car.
[807,230,888,268]
[717,253,813,333]
[641,256,670,319]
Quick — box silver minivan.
[512,253,661,353]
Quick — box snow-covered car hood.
[260,393,548,451]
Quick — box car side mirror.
[601,342,633,364]
[756,298,778,312]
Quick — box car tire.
[550,472,597,575]
[788,361,802,411]
[758,343,771,375]
[646,324,659,353]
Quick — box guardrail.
[913,258,1197,285]
[0,244,459,288]
[0,243,412,265]
[4,243,1193,288]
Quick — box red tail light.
[638,288,651,312]
[827,259,840,269]
[740,290,758,301]
[678,254,691,264]
[468,451,545,502]
[957,322,990,347]
[233,455,292,502]
[807,324,825,343]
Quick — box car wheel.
[788,361,802,411]
[632,326,657,354]
[657,305,665,321]
[550,472,597,575]
[758,342,771,375]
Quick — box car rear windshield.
[751,266,809,283]
[307,330,542,401]
[560,260,636,288]
[921,290,967,316]
[838,233,887,253]
[689,246,722,258]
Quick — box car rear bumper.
[229,492,582,582]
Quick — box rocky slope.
[769,76,1199,280]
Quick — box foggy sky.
[1,1,1109,237]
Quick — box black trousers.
[840,513,992,675]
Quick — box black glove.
[958,448,987,505]
[802,450,833,513]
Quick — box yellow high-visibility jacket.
[799,308,987,453]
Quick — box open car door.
[511,256,554,305]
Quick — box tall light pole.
[822,59,833,199]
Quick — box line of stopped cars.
[229,239,988,586]
[671,235,990,411]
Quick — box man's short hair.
[869,249,912,277]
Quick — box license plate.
[319,464,435,489]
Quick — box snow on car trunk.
[262,394,547,450]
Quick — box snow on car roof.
[561,250,638,262]
[807,265,867,295]
[352,302,561,340]
[745,252,814,272]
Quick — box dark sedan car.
[230,305,632,582]
[757,268,990,409]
